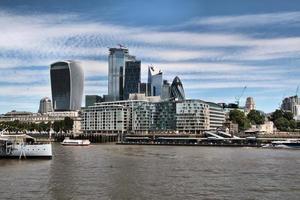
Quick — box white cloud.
[186,11,300,27]
[0,10,299,113]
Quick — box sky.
[0,0,300,113]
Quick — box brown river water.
[0,143,299,200]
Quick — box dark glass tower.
[170,76,185,100]
[108,47,135,101]
[123,61,141,100]
[50,61,84,111]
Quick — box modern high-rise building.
[38,97,53,114]
[148,66,162,96]
[138,82,151,96]
[245,97,255,113]
[50,60,84,111]
[281,95,300,120]
[170,76,185,100]
[123,61,141,100]
[85,95,103,107]
[108,47,136,101]
[161,80,171,100]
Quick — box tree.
[274,117,289,131]
[63,117,74,133]
[270,109,283,121]
[229,109,251,131]
[289,120,297,130]
[247,110,265,125]
[283,112,294,121]
[53,121,61,133]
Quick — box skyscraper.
[38,97,53,114]
[170,76,185,100]
[161,80,171,100]
[124,60,141,100]
[138,82,151,96]
[148,66,162,96]
[245,97,255,113]
[85,95,103,107]
[108,47,135,101]
[50,60,84,111]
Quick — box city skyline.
[0,0,300,113]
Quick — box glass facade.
[124,61,141,100]
[50,63,71,110]
[50,61,84,111]
[148,66,163,96]
[108,48,135,101]
[170,76,185,100]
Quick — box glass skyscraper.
[148,66,163,96]
[50,60,84,111]
[108,47,135,101]
[170,76,185,100]
[124,61,141,100]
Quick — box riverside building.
[82,98,225,134]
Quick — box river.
[0,143,299,200]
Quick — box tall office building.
[148,66,162,96]
[161,80,171,100]
[85,95,103,107]
[108,47,135,101]
[50,60,84,111]
[245,97,255,113]
[281,95,300,120]
[123,61,141,100]
[170,76,185,100]
[138,83,151,96]
[38,97,53,114]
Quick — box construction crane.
[235,86,247,107]
[117,44,126,48]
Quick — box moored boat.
[61,137,91,146]
[0,134,52,159]
[262,139,300,149]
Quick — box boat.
[0,134,52,159]
[262,139,300,149]
[61,137,91,146]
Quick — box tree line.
[229,109,300,132]
[0,117,74,134]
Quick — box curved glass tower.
[50,60,84,111]
[170,76,185,100]
[148,66,163,96]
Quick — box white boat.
[61,137,91,146]
[262,139,300,149]
[0,134,52,159]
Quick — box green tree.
[247,110,265,125]
[53,121,61,133]
[274,117,289,131]
[283,112,294,121]
[289,120,297,130]
[270,109,283,121]
[229,109,251,131]
[63,117,74,133]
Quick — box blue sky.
[0,0,300,113]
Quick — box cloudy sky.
[0,0,300,113]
